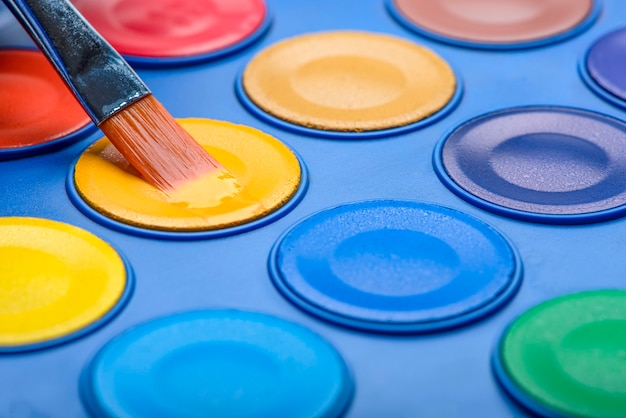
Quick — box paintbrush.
[2,0,225,192]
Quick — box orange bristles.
[98,95,222,191]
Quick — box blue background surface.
[1,0,626,416]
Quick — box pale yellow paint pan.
[242,31,457,132]
[0,217,129,351]
[73,119,302,233]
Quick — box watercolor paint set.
[1,0,626,416]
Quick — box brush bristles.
[98,95,221,191]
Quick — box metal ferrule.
[2,0,150,123]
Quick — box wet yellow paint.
[243,31,457,131]
[74,119,301,231]
[0,217,126,347]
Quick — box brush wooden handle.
[2,0,150,123]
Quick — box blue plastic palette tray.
[2,0,626,416]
